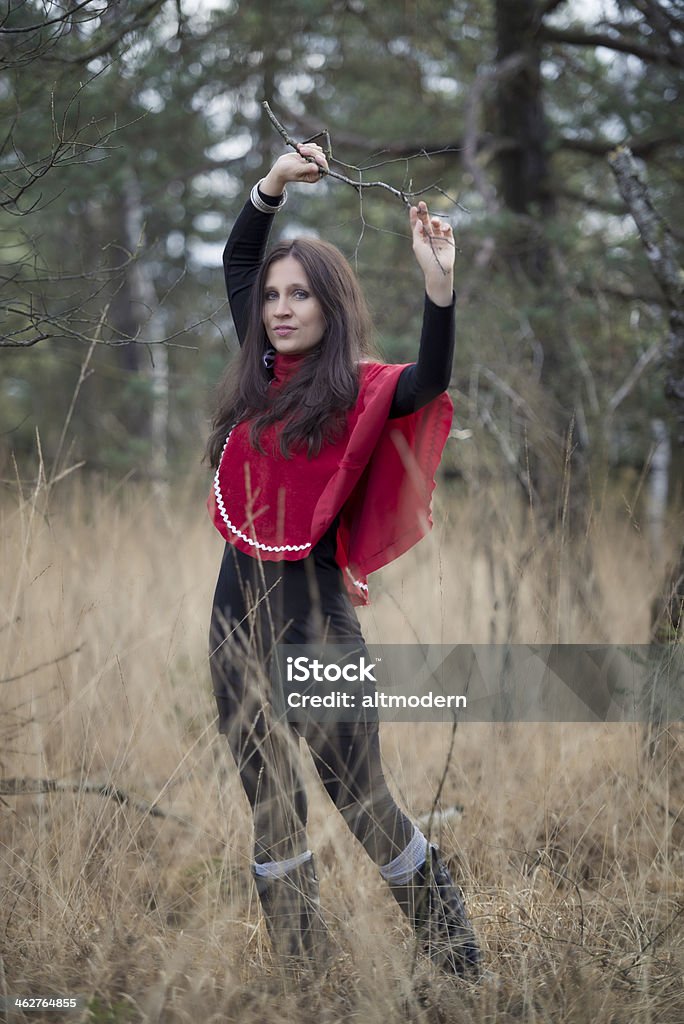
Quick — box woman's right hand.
[259,143,328,197]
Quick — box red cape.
[208,359,453,605]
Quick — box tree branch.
[262,102,461,275]
[43,0,166,65]
[0,777,169,820]
[607,341,664,414]
[608,146,684,312]
[607,143,684,620]
[539,24,684,68]
[265,111,679,172]
[0,0,97,34]
[1,646,84,684]
[263,101,436,209]
[0,71,143,215]
[558,133,681,159]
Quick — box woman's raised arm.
[390,202,456,418]
[223,145,328,345]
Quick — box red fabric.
[208,353,453,605]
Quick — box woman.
[207,143,481,979]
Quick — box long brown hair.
[206,237,375,467]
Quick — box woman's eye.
[293,290,309,299]
[264,291,277,301]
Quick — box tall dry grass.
[1,474,682,1023]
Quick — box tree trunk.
[608,146,684,643]
[121,168,169,496]
[492,0,597,634]
[494,0,555,280]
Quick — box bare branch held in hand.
[262,102,458,277]
[263,101,444,210]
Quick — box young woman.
[207,143,481,979]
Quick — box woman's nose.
[274,297,291,317]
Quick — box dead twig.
[0,646,84,684]
[263,102,457,275]
[607,340,663,414]
[263,101,457,212]
[0,777,167,820]
[0,1,96,35]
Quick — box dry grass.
[1,476,682,1023]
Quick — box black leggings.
[209,534,414,866]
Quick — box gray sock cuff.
[252,849,313,880]
[379,827,430,885]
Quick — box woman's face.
[262,255,326,354]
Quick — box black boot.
[252,854,327,968]
[388,846,482,979]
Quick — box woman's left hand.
[410,201,455,307]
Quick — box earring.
[263,346,275,369]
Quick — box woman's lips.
[274,326,295,335]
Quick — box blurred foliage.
[0,0,682,498]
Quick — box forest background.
[1,2,683,1022]
[2,0,683,530]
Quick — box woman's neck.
[272,350,309,384]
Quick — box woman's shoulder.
[355,360,409,402]
[358,358,389,376]
[358,359,407,380]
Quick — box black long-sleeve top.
[223,189,456,419]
